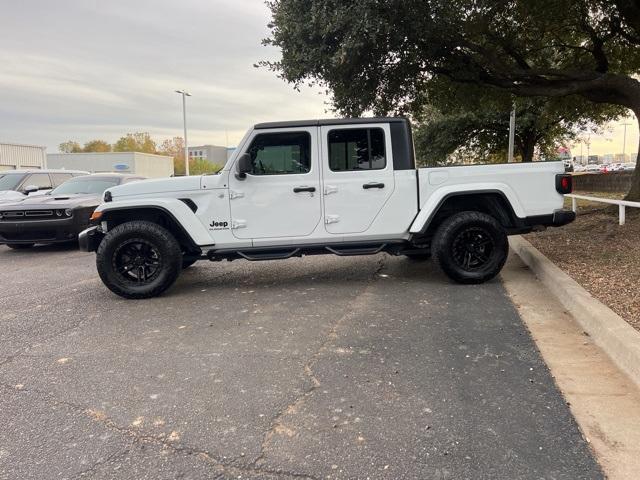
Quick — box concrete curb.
[509,235,640,387]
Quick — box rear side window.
[24,173,52,190]
[246,132,311,175]
[328,128,386,171]
[51,173,73,186]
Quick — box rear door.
[320,124,395,234]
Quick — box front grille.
[25,210,54,217]
[1,210,55,221]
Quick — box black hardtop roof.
[254,117,408,130]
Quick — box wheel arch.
[412,190,520,238]
[100,206,202,254]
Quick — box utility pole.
[622,122,631,160]
[175,90,192,176]
[508,105,516,163]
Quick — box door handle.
[363,182,385,189]
[293,186,316,193]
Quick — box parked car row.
[573,163,636,173]
[0,169,88,203]
[0,170,145,249]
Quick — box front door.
[228,128,322,239]
[320,124,395,234]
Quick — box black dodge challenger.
[0,173,145,249]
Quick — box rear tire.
[7,243,35,250]
[431,211,508,284]
[96,221,182,299]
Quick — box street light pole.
[508,104,516,163]
[175,90,192,176]
[622,122,631,160]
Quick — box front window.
[0,173,24,191]
[246,132,311,175]
[49,177,120,195]
[328,128,386,171]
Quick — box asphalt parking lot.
[0,244,602,480]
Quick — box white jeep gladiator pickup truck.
[79,117,574,299]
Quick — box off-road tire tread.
[431,211,508,284]
[96,221,182,299]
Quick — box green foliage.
[264,0,640,198]
[264,0,640,114]
[82,140,111,152]
[190,158,223,175]
[59,141,82,153]
[414,80,625,166]
[113,132,157,154]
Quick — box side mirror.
[23,185,39,195]
[235,153,252,180]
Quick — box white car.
[0,169,88,203]
[622,163,636,171]
[79,117,575,299]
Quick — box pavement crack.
[251,257,386,473]
[0,382,320,479]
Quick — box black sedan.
[0,174,145,249]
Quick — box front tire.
[96,221,182,299]
[431,211,508,284]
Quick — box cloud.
[0,0,331,151]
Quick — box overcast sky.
[0,0,637,157]
[0,0,331,152]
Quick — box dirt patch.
[526,196,640,330]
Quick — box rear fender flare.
[409,185,524,234]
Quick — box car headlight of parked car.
[64,209,73,217]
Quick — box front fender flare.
[95,198,213,247]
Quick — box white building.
[47,152,174,178]
[188,145,234,165]
[0,143,47,171]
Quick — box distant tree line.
[59,133,222,176]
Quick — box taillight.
[555,174,572,194]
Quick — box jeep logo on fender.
[209,220,229,230]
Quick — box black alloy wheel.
[96,220,182,299]
[431,211,508,284]
[113,239,162,284]
[450,226,495,271]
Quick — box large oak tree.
[264,0,640,199]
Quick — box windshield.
[0,173,25,191]
[49,177,120,195]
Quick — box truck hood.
[106,175,207,199]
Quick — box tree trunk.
[516,129,536,162]
[521,139,535,162]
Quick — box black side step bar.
[236,248,301,261]
[207,240,407,262]
[325,244,387,256]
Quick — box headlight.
[64,209,73,217]
[55,210,63,216]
